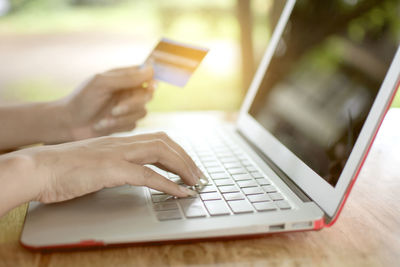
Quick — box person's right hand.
[60,65,155,141]
[24,132,204,204]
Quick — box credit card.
[144,38,209,87]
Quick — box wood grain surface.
[0,110,399,267]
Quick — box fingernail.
[93,118,115,130]
[198,176,209,186]
[191,173,200,185]
[142,82,149,88]
[191,168,208,186]
[179,186,198,197]
[111,106,128,116]
[93,119,108,130]
[196,168,207,181]
[93,124,102,131]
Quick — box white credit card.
[145,38,209,87]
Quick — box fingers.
[92,84,154,133]
[123,132,206,185]
[129,132,205,180]
[123,139,200,186]
[111,86,154,117]
[93,64,153,92]
[107,65,141,74]
[151,132,205,180]
[119,163,197,197]
[93,110,146,133]
[141,165,197,197]
[99,161,196,198]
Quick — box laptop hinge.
[236,129,312,203]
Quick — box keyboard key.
[223,192,245,201]
[156,210,182,221]
[212,144,228,149]
[211,146,225,151]
[275,200,291,210]
[218,185,240,193]
[210,172,230,180]
[204,200,231,216]
[262,185,277,193]
[168,173,179,179]
[220,157,237,163]
[169,178,184,185]
[269,192,284,201]
[223,162,242,169]
[237,180,258,188]
[237,154,247,160]
[200,167,207,174]
[197,151,213,157]
[232,173,252,181]
[153,202,179,211]
[152,195,175,203]
[242,187,264,195]
[153,168,167,176]
[231,148,242,154]
[228,200,254,214]
[179,199,207,218]
[228,147,240,153]
[203,161,220,168]
[247,194,271,203]
[253,202,277,212]
[215,179,234,186]
[199,185,218,193]
[149,189,164,195]
[246,166,257,172]
[241,160,252,167]
[207,166,225,173]
[228,168,247,175]
[215,152,232,158]
[256,178,271,185]
[200,192,222,201]
[200,156,218,163]
[250,171,264,178]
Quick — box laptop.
[21,0,400,250]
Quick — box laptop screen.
[249,0,400,186]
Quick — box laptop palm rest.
[21,185,151,247]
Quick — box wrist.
[43,99,75,143]
[52,96,95,142]
[0,152,43,216]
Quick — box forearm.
[0,152,42,217]
[0,100,72,150]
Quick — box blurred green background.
[0,0,399,111]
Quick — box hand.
[62,65,155,140]
[27,132,204,204]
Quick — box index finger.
[123,139,200,186]
[114,162,197,198]
[125,132,207,183]
[95,64,154,92]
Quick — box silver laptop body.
[20,0,400,249]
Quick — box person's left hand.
[60,65,155,140]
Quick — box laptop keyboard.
[148,132,292,221]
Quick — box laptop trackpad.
[21,185,150,247]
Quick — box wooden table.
[1,110,399,267]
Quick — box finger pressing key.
[123,140,199,187]
[139,166,197,197]
[148,132,207,183]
